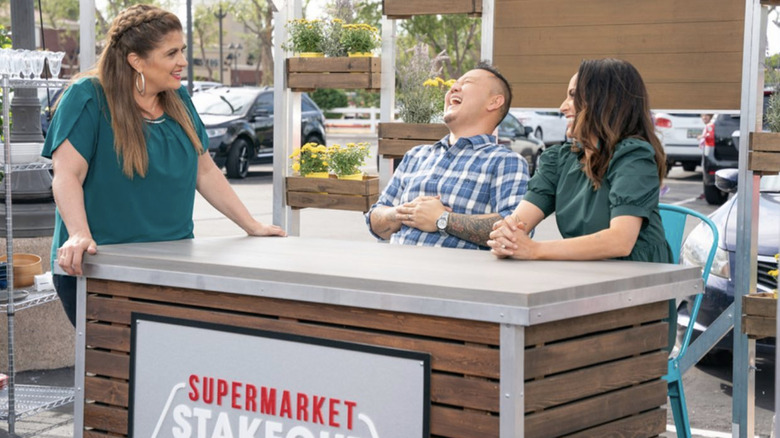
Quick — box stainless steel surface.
[0,385,74,421]
[500,324,524,437]
[73,277,86,438]
[81,236,701,325]
[0,288,58,312]
[10,162,52,172]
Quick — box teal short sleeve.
[177,86,209,154]
[41,78,101,163]
[524,144,565,217]
[608,139,660,220]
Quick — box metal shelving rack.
[1,75,74,435]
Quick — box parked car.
[509,109,567,145]
[497,112,546,176]
[678,168,777,356]
[191,86,326,179]
[182,80,224,94]
[654,112,705,172]
[703,89,774,205]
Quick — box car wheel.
[305,135,324,146]
[682,162,697,172]
[703,182,728,205]
[534,127,543,143]
[226,138,250,179]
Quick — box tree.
[399,14,480,79]
[232,0,274,85]
[193,4,219,81]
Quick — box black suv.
[192,87,326,179]
[704,89,774,205]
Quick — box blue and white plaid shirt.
[366,134,529,249]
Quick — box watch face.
[437,216,447,230]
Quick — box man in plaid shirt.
[366,63,529,249]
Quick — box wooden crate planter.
[748,132,780,174]
[286,174,379,212]
[286,57,380,91]
[378,122,448,159]
[382,0,482,18]
[742,292,777,339]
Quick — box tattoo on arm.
[447,213,502,247]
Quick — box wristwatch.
[436,211,450,234]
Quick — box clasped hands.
[488,215,535,259]
[393,195,451,232]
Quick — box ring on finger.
[501,244,506,249]
[407,214,411,220]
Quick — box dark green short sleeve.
[41,78,102,162]
[524,144,567,217]
[607,139,661,221]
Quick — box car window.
[254,92,273,113]
[302,96,317,113]
[192,91,255,116]
[500,114,524,134]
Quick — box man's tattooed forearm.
[447,213,502,246]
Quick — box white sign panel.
[130,314,430,438]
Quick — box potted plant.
[340,23,380,57]
[748,86,780,172]
[283,19,324,56]
[328,142,371,179]
[289,142,329,177]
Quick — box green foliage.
[340,23,379,54]
[396,44,453,124]
[311,88,348,111]
[766,53,780,88]
[321,19,347,57]
[290,142,329,175]
[0,24,11,48]
[283,18,324,53]
[328,142,370,176]
[766,89,780,133]
[352,89,379,108]
[398,14,480,79]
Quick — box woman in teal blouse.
[488,58,672,263]
[42,5,286,325]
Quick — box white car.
[654,112,706,172]
[510,109,568,145]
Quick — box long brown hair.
[570,58,666,189]
[95,4,202,178]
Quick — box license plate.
[687,129,700,138]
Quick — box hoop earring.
[135,72,146,96]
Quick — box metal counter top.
[81,236,701,325]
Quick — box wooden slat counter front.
[72,236,700,438]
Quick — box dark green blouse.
[523,138,672,263]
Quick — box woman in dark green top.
[43,5,286,326]
[488,58,672,263]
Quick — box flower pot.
[348,52,374,58]
[377,122,449,159]
[303,172,330,178]
[286,57,381,91]
[297,52,324,58]
[286,175,379,212]
[748,132,780,173]
[337,172,364,180]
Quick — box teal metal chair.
[658,203,719,438]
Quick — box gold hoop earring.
[135,72,146,96]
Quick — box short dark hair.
[475,61,513,127]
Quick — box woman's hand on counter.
[57,232,98,276]
[244,220,288,237]
[488,215,535,259]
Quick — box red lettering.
[203,377,215,404]
[329,398,341,428]
[231,382,242,410]
[312,396,325,424]
[188,375,200,402]
[245,384,257,411]
[280,390,292,418]
[344,400,357,430]
[217,379,228,406]
[260,387,276,415]
[296,392,309,421]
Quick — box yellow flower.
[292,162,300,171]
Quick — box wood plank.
[90,280,500,345]
[743,315,776,340]
[495,0,743,27]
[525,351,667,412]
[84,431,121,438]
[288,72,380,90]
[85,376,129,407]
[85,349,130,380]
[749,152,780,173]
[510,82,741,111]
[525,322,668,379]
[287,191,377,212]
[286,57,379,73]
[84,403,127,435]
[86,322,131,352]
[430,404,498,438]
[524,379,667,437]
[743,293,777,318]
[494,22,742,57]
[563,408,667,438]
[526,301,667,346]
[383,0,481,18]
[378,122,449,139]
[749,132,780,152]
[87,298,500,378]
[378,139,427,158]
[431,373,499,412]
[286,175,379,195]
